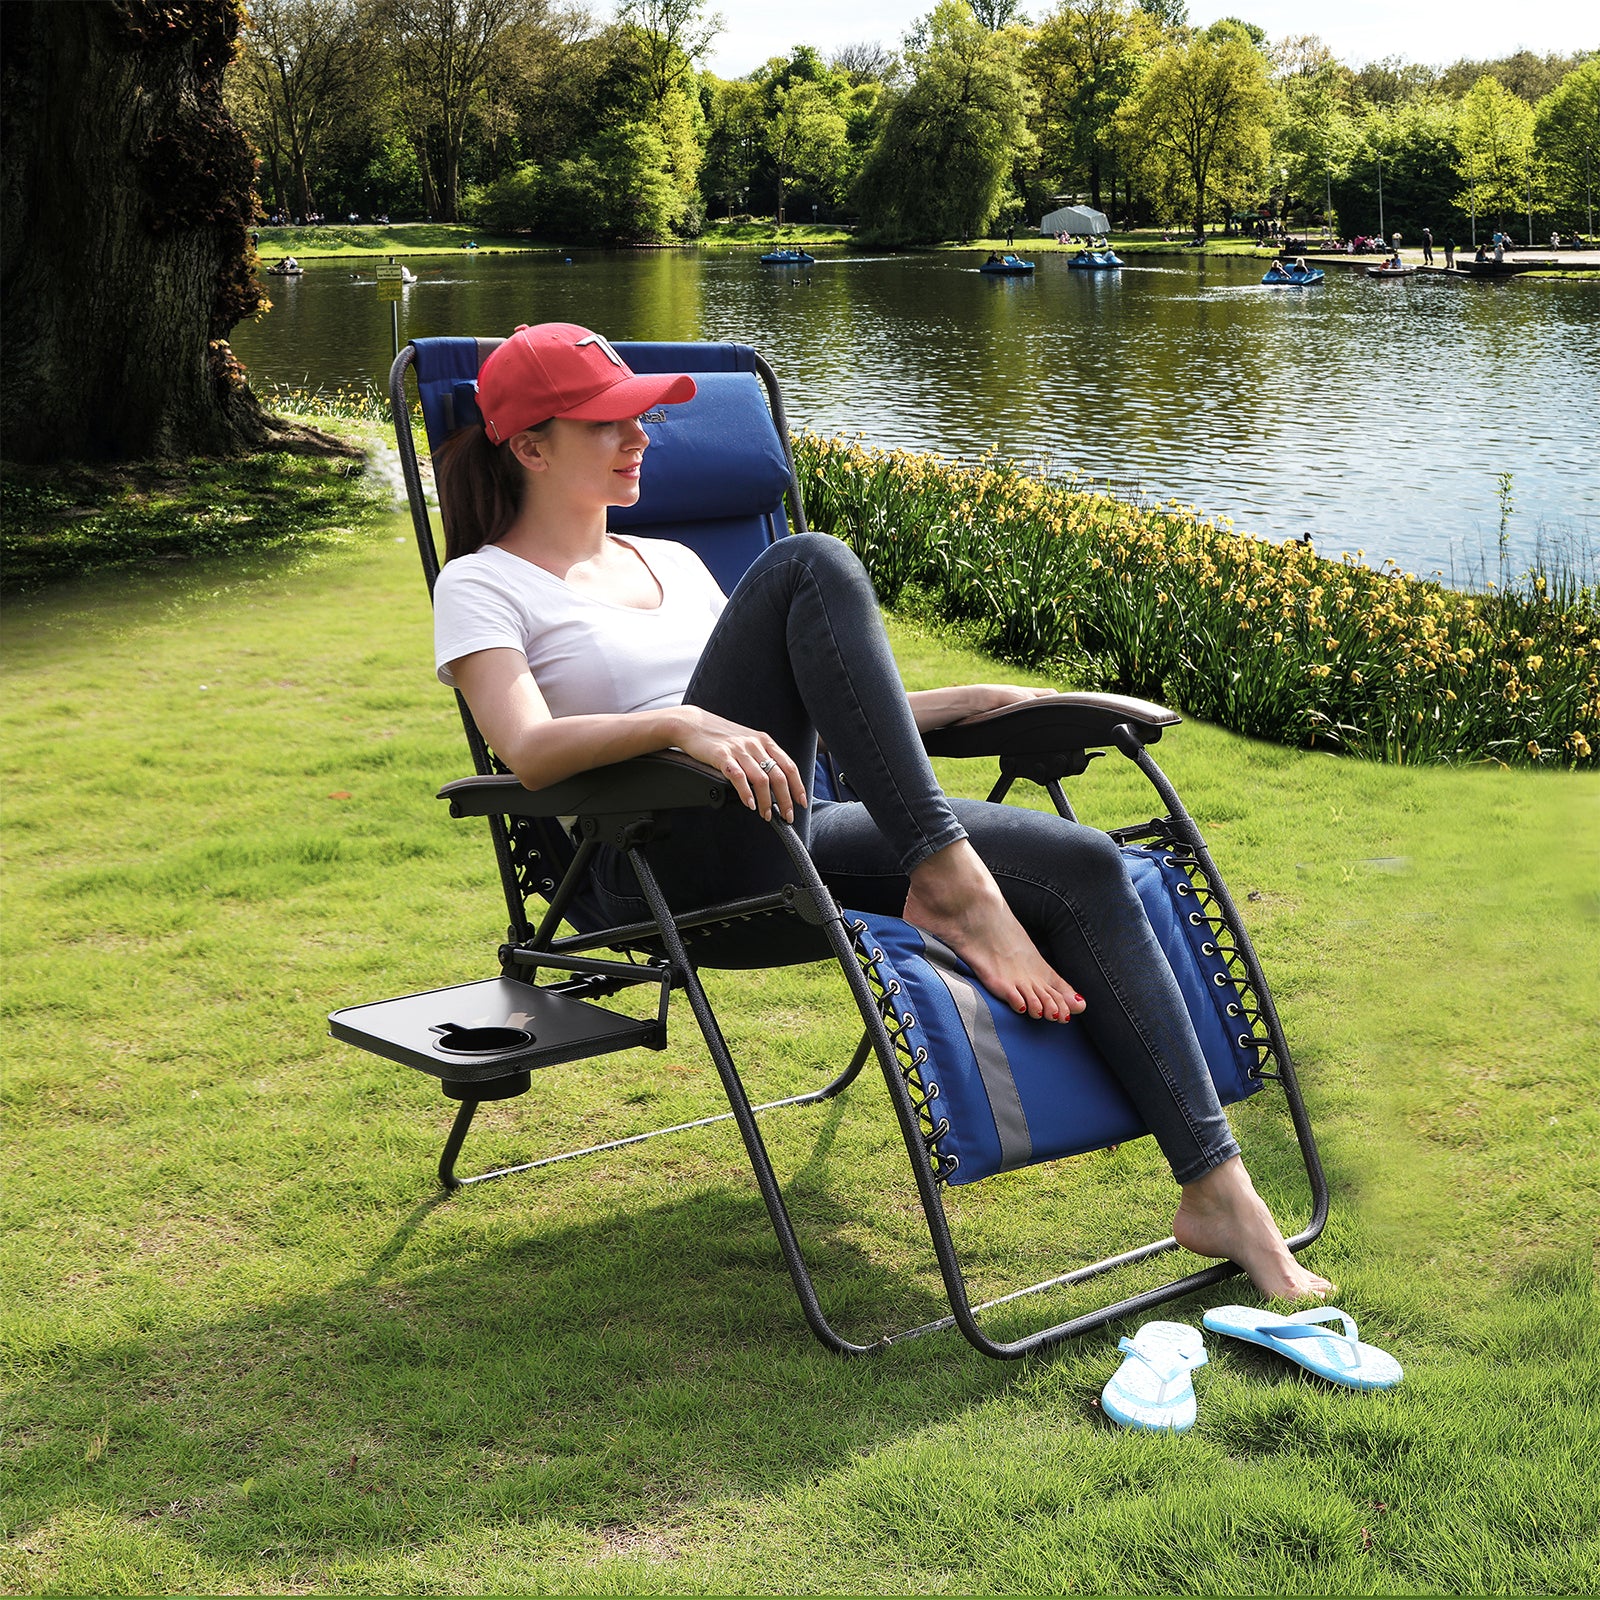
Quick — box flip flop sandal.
[1202,1305,1403,1391]
[1100,1320,1209,1432]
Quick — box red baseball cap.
[477,322,697,442]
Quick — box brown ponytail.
[434,423,534,561]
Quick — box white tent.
[1040,204,1109,236]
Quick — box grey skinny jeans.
[579,534,1241,1185]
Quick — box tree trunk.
[0,0,274,462]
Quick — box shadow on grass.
[6,1050,1338,1569]
[7,1098,1028,1567]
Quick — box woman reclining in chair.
[433,321,1333,1303]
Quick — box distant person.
[1476,242,1490,263]
[1551,231,1561,250]
[1292,256,1308,274]
[1421,226,1433,264]
[1493,235,1504,263]
[1005,223,1014,247]
[1444,236,1456,269]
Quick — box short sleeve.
[433,558,528,686]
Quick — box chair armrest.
[439,753,732,819]
[920,692,1181,759]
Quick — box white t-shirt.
[432,537,727,717]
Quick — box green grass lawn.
[3,520,1597,1594]
[255,223,538,259]
[700,221,856,246]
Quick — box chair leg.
[438,1095,479,1192]
[1129,745,1331,1249]
[627,848,889,1356]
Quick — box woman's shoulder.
[437,543,544,594]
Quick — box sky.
[701,0,1597,79]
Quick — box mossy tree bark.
[0,0,274,463]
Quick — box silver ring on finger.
[758,758,777,774]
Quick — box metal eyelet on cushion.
[1189,911,1204,926]
[1175,882,1191,895]
[1227,1003,1240,1016]
[1213,972,1230,987]
[1202,942,1216,956]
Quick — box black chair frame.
[384,343,1329,1359]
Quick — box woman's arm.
[448,647,807,821]
[905,683,1056,733]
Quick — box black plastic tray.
[329,977,663,1084]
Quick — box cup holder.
[430,1022,535,1055]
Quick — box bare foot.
[903,840,1086,1021]
[1172,1156,1336,1300]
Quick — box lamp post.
[1377,150,1384,242]
[1325,165,1332,240]
[1527,168,1534,249]
[812,203,818,227]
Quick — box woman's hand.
[907,683,1057,733]
[449,649,803,820]
[669,705,807,823]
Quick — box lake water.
[232,248,1600,582]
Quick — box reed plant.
[258,381,402,425]
[796,435,1598,770]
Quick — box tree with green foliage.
[969,0,1027,27]
[1338,97,1460,241]
[460,160,540,231]
[620,0,721,115]
[1438,48,1595,104]
[1269,35,1356,229]
[1534,58,1600,237]
[701,74,765,214]
[374,0,543,221]
[766,80,849,222]
[1455,74,1535,235]
[1027,0,1156,215]
[1204,16,1266,51]
[538,119,682,241]
[1351,54,1441,108]
[232,0,366,222]
[854,1,1036,244]
[1127,28,1274,236]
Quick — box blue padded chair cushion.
[849,846,1264,1185]
[608,373,791,528]
[412,336,498,452]
[614,341,758,375]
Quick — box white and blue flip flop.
[1100,1320,1208,1432]
[1202,1305,1403,1391]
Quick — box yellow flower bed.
[795,433,1598,769]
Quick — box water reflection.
[232,248,1599,578]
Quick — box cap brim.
[557,372,697,421]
